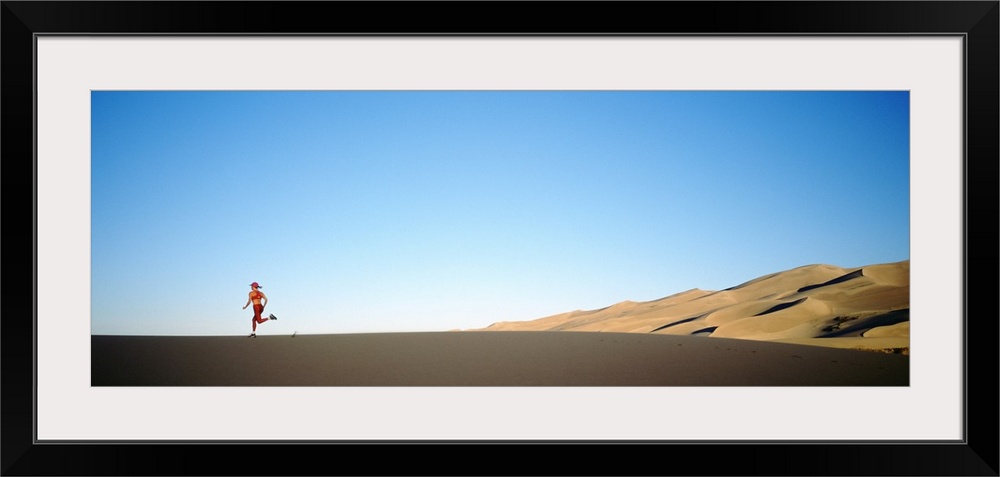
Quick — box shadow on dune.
[691,326,718,336]
[753,297,808,316]
[819,309,910,338]
[649,314,704,332]
[797,269,865,293]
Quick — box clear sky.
[91,90,909,336]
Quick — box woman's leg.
[253,304,269,331]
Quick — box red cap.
[250,282,260,288]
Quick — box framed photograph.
[3,1,996,475]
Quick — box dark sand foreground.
[92,331,908,386]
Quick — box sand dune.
[474,260,909,354]
[92,260,909,386]
[92,331,907,386]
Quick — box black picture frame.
[2,1,997,475]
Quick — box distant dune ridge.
[474,260,910,354]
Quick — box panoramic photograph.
[90,90,910,386]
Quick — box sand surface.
[92,331,908,386]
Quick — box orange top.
[249,290,264,304]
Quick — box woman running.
[243,281,276,337]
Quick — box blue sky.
[91,91,909,336]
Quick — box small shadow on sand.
[753,297,807,316]
[820,309,909,338]
[797,269,864,293]
[691,326,718,336]
[650,314,705,332]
